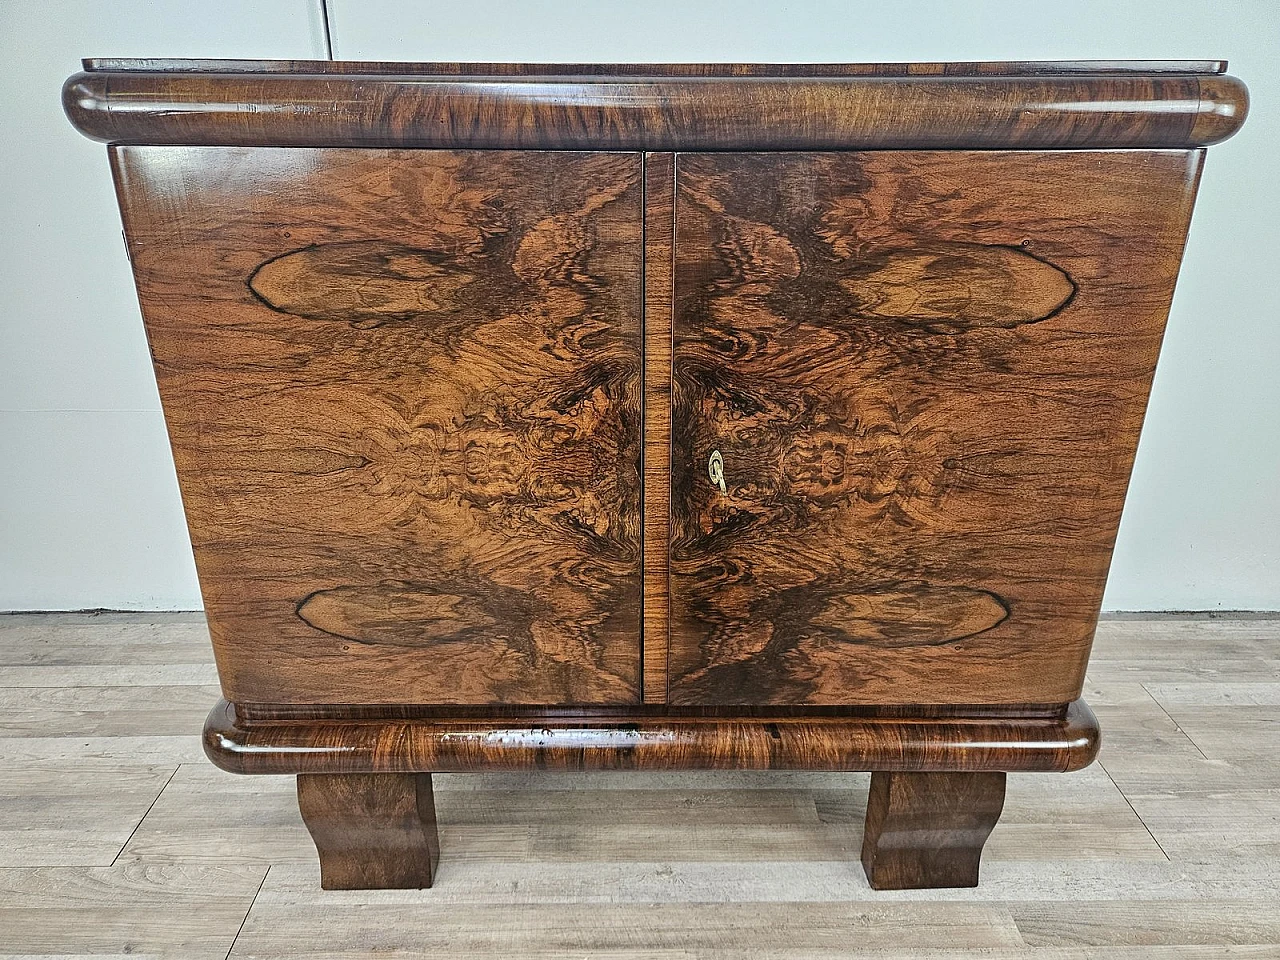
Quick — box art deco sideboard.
[64,59,1247,891]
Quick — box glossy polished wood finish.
[203,697,1100,775]
[63,63,1247,151]
[111,147,644,705]
[297,773,439,889]
[70,58,1245,892]
[861,771,1007,890]
[642,153,676,704]
[668,150,1202,706]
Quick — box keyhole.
[707,449,727,494]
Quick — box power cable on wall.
[319,0,335,60]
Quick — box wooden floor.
[0,614,1277,958]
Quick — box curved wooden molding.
[248,242,481,326]
[295,583,500,649]
[203,697,1100,776]
[841,244,1076,332]
[805,584,1011,648]
[64,65,1247,150]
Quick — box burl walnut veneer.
[65,58,1247,891]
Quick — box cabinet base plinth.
[205,699,1098,775]
[204,700,1097,891]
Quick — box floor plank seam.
[1001,899,1032,949]
[1098,758,1172,862]
[1139,681,1211,760]
[108,762,180,865]
[225,862,272,960]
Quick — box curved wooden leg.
[297,772,439,890]
[860,771,1006,890]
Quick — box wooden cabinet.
[66,58,1247,892]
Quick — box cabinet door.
[114,148,643,705]
[668,151,1200,706]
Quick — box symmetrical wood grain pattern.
[63,67,1247,150]
[860,771,1007,890]
[642,153,675,703]
[65,58,1248,895]
[111,147,644,705]
[669,151,1203,706]
[297,772,439,889]
[203,697,1100,775]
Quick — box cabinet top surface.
[81,58,1228,77]
[65,58,1246,151]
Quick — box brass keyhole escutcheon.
[707,449,727,494]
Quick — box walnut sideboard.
[64,58,1247,891]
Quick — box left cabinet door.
[113,148,644,706]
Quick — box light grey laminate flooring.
[1,612,1278,958]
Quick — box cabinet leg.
[860,771,1006,890]
[297,772,439,890]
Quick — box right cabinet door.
[668,150,1200,706]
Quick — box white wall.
[1,0,1277,610]
[0,1,328,610]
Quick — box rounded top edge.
[1193,74,1250,145]
[60,69,1245,151]
[62,72,112,142]
[1058,698,1102,773]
